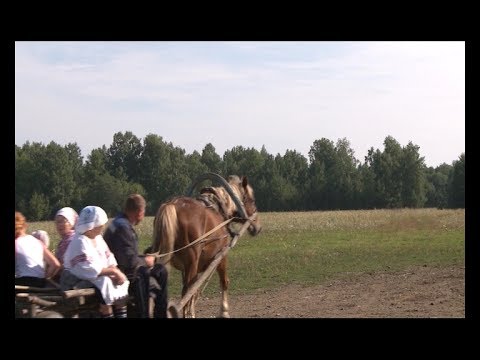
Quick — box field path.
[185,265,464,318]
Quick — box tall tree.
[84,146,109,178]
[83,145,145,216]
[256,146,279,211]
[201,143,223,174]
[106,131,143,182]
[186,150,209,181]
[15,142,47,219]
[358,157,377,209]
[400,141,427,208]
[448,153,465,208]
[275,150,309,210]
[222,145,271,210]
[380,136,404,207]
[137,134,191,214]
[365,136,404,208]
[27,192,51,222]
[64,143,85,210]
[308,138,336,209]
[222,146,265,180]
[425,164,452,209]
[15,141,84,220]
[332,138,361,209]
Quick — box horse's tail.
[153,203,178,267]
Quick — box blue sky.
[15,41,465,167]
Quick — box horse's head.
[228,175,262,236]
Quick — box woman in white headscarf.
[54,207,78,265]
[61,206,130,318]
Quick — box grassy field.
[28,208,465,298]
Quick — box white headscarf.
[55,207,79,227]
[75,206,109,234]
[32,230,50,248]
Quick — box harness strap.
[199,187,229,219]
[146,217,236,258]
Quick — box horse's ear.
[242,176,249,188]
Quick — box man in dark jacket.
[104,194,168,318]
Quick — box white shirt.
[63,234,129,305]
[15,234,46,278]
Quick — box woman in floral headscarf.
[54,207,78,265]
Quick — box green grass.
[27,208,465,298]
[226,228,463,292]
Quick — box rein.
[146,217,239,258]
[148,182,253,260]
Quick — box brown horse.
[152,175,262,318]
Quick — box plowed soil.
[189,265,464,318]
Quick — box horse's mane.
[212,186,237,217]
[210,175,254,218]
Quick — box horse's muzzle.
[248,221,262,236]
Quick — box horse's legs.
[186,288,196,318]
[190,290,200,318]
[181,275,191,318]
[184,278,199,318]
[180,268,190,318]
[181,285,190,318]
[216,257,230,318]
[182,257,199,318]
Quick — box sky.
[15,41,465,168]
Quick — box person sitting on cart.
[104,194,168,318]
[61,206,130,318]
[54,207,78,265]
[15,211,61,288]
[31,230,50,249]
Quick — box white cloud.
[15,41,465,167]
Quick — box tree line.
[15,131,465,221]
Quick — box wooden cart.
[15,285,100,318]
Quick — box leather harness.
[196,186,238,238]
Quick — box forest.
[15,131,465,221]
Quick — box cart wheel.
[34,310,63,318]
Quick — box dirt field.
[188,265,464,318]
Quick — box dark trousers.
[130,264,168,318]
